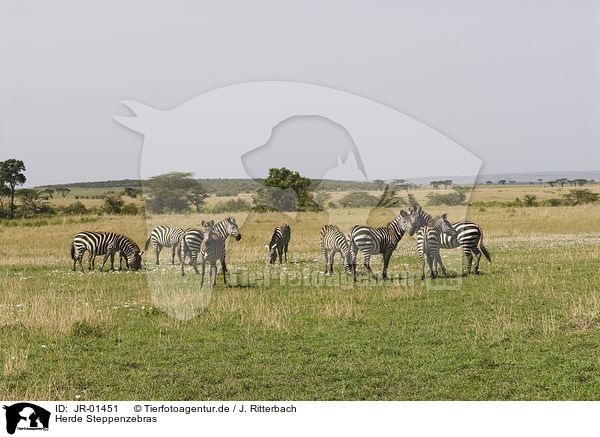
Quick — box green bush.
[338,192,379,208]
[208,199,252,213]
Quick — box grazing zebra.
[347,210,413,281]
[199,220,226,289]
[180,217,241,276]
[145,226,184,265]
[320,225,351,274]
[71,231,143,272]
[268,224,291,264]
[438,221,491,274]
[415,214,457,279]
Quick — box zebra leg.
[420,253,426,280]
[192,255,200,274]
[284,244,289,262]
[171,245,177,265]
[155,244,161,265]
[464,248,473,275]
[329,250,336,275]
[221,256,227,284]
[472,246,482,274]
[78,255,85,273]
[90,254,96,271]
[213,263,218,288]
[322,248,329,274]
[278,248,283,264]
[100,252,110,272]
[200,259,205,288]
[435,251,447,277]
[180,245,188,276]
[427,253,436,279]
[382,250,393,280]
[363,254,377,281]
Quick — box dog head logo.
[3,403,50,434]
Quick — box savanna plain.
[1,184,599,400]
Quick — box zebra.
[415,214,457,279]
[71,231,143,272]
[320,225,351,274]
[180,216,241,276]
[145,226,184,265]
[438,221,491,274]
[347,210,413,281]
[199,220,226,289]
[268,224,291,264]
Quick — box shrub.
[562,189,599,205]
[103,195,124,214]
[426,187,468,206]
[338,192,379,208]
[208,199,252,213]
[61,201,89,215]
[120,203,140,215]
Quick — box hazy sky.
[1,0,598,187]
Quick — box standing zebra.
[268,224,291,264]
[438,221,491,274]
[320,225,351,274]
[71,231,143,272]
[199,220,226,289]
[415,214,457,279]
[145,226,184,265]
[180,216,241,276]
[347,210,413,281]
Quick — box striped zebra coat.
[71,231,143,272]
[320,225,351,274]
[268,224,291,264]
[145,226,184,265]
[415,214,457,279]
[347,211,412,281]
[180,217,241,276]
[199,220,226,289]
[438,221,491,274]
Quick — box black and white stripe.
[415,214,456,279]
[145,226,184,265]
[320,225,351,274]
[268,224,291,264]
[71,231,143,272]
[199,220,226,288]
[180,217,241,276]
[347,211,412,281]
[438,221,491,274]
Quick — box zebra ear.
[442,213,447,219]
[139,251,144,256]
[201,220,206,226]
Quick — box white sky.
[1,0,598,186]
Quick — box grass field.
[1,185,599,400]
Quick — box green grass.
[1,212,599,399]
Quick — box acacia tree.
[253,167,318,211]
[144,172,207,214]
[0,159,26,219]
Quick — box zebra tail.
[70,242,75,260]
[145,236,152,251]
[479,233,492,262]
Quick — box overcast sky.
[1,0,598,187]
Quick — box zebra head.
[268,243,277,264]
[430,213,457,236]
[223,217,242,241]
[128,250,144,271]
[405,206,427,236]
[201,220,215,239]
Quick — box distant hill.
[36,170,598,193]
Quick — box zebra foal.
[199,220,226,289]
[268,224,291,264]
[415,214,457,279]
[320,225,351,274]
[180,217,241,276]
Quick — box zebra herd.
[323,204,491,280]
[69,205,491,286]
